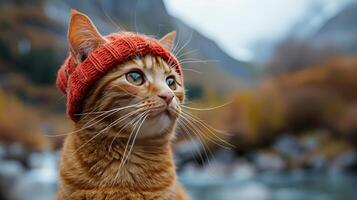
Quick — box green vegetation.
[17,47,60,84]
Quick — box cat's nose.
[158,92,174,105]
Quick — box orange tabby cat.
[56,10,190,200]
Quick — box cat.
[56,10,190,200]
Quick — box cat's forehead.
[132,55,171,74]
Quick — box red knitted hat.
[56,32,182,121]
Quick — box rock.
[199,162,228,179]
[0,160,24,181]
[175,139,206,168]
[223,182,272,200]
[10,174,57,200]
[0,148,59,200]
[5,143,28,166]
[308,155,327,170]
[0,160,25,199]
[300,136,318,151]
[253,152,285,172]
[211,149,236,163]
[186,181,272,200]
[274,134,303,157]
[274,188,309,200]
[230,161,256,181]
[0,143,5,159]
[330,150,357,173]
[27,151,59,183]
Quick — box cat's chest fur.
[56,133,188,200]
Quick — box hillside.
[312,1,357,54]
[0,0,254,94]
[49,0,253,81]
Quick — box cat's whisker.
[171,30,181,57]
[172,108,212,165]
[117,112,146,165]
[77,103,105,117]
[177,49,198,59]
[47,103,141,137]
[181,101,232,111]
[177,118,216,168]
[180,100,194,106]
[112,111,147,163]
[179,111,230,149]
[174,32,192,58]
[181,111,234,148]
[180,109,231,136]
[71,109,146,156]
[182,110,233,139]
[179,59,218,65]
[179,57,218,62]
[166,31,191,69]
[102,92,136,103]
[178,111,230,150]
[133,0,139,33]
[72,103,107,122]
[119,112,148,164]
[121,113,148,168]
[176,119,212,166]
[70,129,104,156]
[114,111,149,181]
[79,104,144,131]
[181,68,202,74]
[112,84,144,99]
[99,108,145,136]
[108,110,146,151]
[98,3,125,32]
[47,109,119,137]
[76,103,138,116]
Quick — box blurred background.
[0,0,357,199]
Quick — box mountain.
[254,1,357,66]
[287,0,357,55]
[0,0,255,96]
[44,0,254,85]
[311,1,357,54]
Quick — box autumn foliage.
[190,56,357,152]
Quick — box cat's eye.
[166,76,177,90]
[126,71,144,86]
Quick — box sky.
[163,0,351,61]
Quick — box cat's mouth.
[148,106,173,118]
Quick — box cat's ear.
[159,31,176,51]
[68,9,106,65]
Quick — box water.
[181,172,357,200]
[1,147,357,200]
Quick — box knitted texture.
[56,32,182,121]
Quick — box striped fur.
[57,55,189,200]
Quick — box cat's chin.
[148,109,167,118]
[148,109,174,119]
[137,111,176,138]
